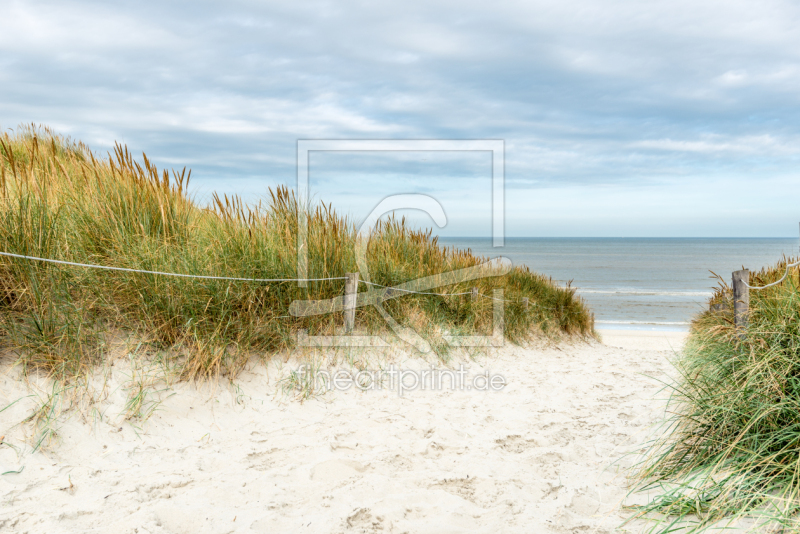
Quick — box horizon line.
[436,236,799,240]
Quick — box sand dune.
[0,331,684,533]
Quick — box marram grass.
[0,125,594,382]
[629,257,800,533]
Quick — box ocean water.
[437,238,799,331]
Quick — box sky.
[1,0,799,237]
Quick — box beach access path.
[0,330,685,533]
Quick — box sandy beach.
[0,330,686,533]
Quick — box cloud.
[632,134,799,155]
[1,0,800,235]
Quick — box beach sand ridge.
[0,331,684,533]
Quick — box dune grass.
[0,125,594,383]
[629,257,800,532]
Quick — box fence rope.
[358,279,473,296]
[479,293,515,303]
[741,259,800,290]
[0,251,560,310]
[477,292,556,309]
[0,251,347,283]
[359,279,555,308]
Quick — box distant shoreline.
[440,236,797,329]
[439,236,797,240]
[596,322,690,332]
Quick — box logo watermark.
[294,364,507,396]
[290,140,507,350]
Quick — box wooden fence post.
[344,272,359,332]
[732,269,750,330]
[471,287,479,302]
[522,297,529,311]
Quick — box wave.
[595,320,691,325]
[577,289,712,297]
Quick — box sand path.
[0,330,685,533]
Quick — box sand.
[0,330,686,533]
[598,329,688,352]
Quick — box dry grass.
[629,257,800,533]
[0,125,594,384]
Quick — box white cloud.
[632,135,800,155]
[0,1,181,53]
[2,0,800,235]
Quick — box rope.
[478,293,515,303]
[0,251,347,283]
[479,292,558,310]
[741,260,800,290]
[358,279,472,296]
[358,280,548,307]
[0,251,560,310]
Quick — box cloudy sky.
[2,0,799,237]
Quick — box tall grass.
[630,257,800,532]
[0,125,594,382]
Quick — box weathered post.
[732,269,750,330]
[471,287,479,302]
[344,272,359,332]
[522,297,529,311]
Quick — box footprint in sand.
[547,428,574,447]
[495,434,539,453]
[430,477,477,503]
[386,454,413,470]
[567,487,602,515]
[431,477,505,508]
[345,507,384,532]
[421,441,446,458]
[246,448,280,471]
[529,451,566,477]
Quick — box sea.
[437,238,799,331]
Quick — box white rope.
[358,279,472,296]
[741,260,800,290]
[479,293,515,303]
[359,280,544,306]
[0,251,347,283]
[478,293,556,309]
[0,251,563,310]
